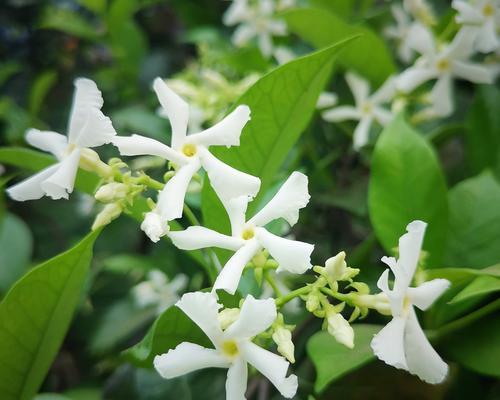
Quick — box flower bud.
[272,327,295,363]
[92,203,123,230]
[326,311,354,349]
[95,182,129,203]
[80,148,112,178]
[322,251,359,282]
[306,291,320,313]
[218,308,240,330]
[356,293,392,316]
[141,212,169,243]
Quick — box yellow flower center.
[483,3,495,17]
[241,227,255,240]
[361,102,373,115]
[64,143,77,156]
[182,143,197,157]
[402,296,412,316]
[222,340,239,358]
[436,58,451,72]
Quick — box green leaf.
[368,114,448,266]
[307,324,381,393]
[39,6,101,40]
[29,71,58,118]
[449,276,500,304]
[465,85,500,179]
[424,264,500,286]
[0,230,100,400]
[123,305,211,368]
[443,171,500,269]
[202,40,353,234]
[0,213,33,294]
[284,7,396,86]
[309,0,354,18]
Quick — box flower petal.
[169,226,245,251]
[112,134,187,165]
[397,66,437,93]
[316,92,338,109]
[25,129,68,159]
[446,26,477,60]
[223,0,249,25]
[199,147,261,202]
[249,171,310,227]
[140,211,169,243]
[373,107,394,126]
[239,341,298,399]
[345,72,370,106]
[153,77,189,149]
[475,20,499,53]
[352,116,373,150]
[71,107,116,148]
[232,23,257,46]
[40,148,81,200]
[154,342,229,379]
[452,0,483,24]
[407,23,436,57]
[404,307,448,384]
[398,220,427,286]
[452,60,494,84]
[371,316,408,370]
[371,76,397,104]
[429,75,454,117]
[225,358,248,400]
[226,196,250,236]
[255,228,313,274]
[176,292,224,346]
[224,295,277,339]
[407,279,450,311]
[213,239,261,295]
[321,106,360,122]
[258,32,274,57]
[6,164,61,201]
[188,105,251,148]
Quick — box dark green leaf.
[29,71,58,118]
[39,6,101,40]
[449,276,500,304]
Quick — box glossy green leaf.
[449,276,500,304]
[424,264,500,286]
[284,7,396,86]
[368,115,448,266]
[307,324,381,393]
[0,230,100,400]
[202,40,353,234]
[443,171,500,268]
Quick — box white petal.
[373,107,394,126]
[153,78,189,149]
[255,228,313,274]
[273,46,297,65]
[176,292,224,346]
[154,342,229,379]
[475,21,499,53]
[40,149,81,200]
[397,67,437,92]
[223,0,249,25]
[446,26,477,60]
[453,0,483,23]
[371,76,397,105]
[429,75,454,117]
[371,316,408,370]
[224,295,277,339]
[169,226,245,251]
[345,72,370,106]
[226,196,250,237]
[316,92,338,109]
[70,108,116,148]
[407,279,450,311]
[6,164,60,201]
[398,220,427,286]
[404,307,448,384]
[258,32,274,57]
[321,106,360,122]
[25,129,68,159]
[352,116,373,150]
[67,78,104,144]
[156,159,200,221]
[199,148,261,202]
[239,341,298,399]
[112,134,187,166]
[225,358,248,400]
[140,211,169,243]
[213,239,261,295]
[268,20,287,36]
[188,105,251,148]
[407,23,436,57]
[452,60,494,84]
[249,171,310,227]
[232,23,257,47]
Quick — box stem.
[264,270,282,297]
[275,286,310,307]
[320,287,350,303]
[137,175,164,191]
[183,203,201,226]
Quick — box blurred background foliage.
[0,0,499,399]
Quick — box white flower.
[133,269,187,314]
[452,0,500,53]
[397,24,494,117]
[385,5,417,63]
[7,78,116,201]
[321,72,396,150]
[154,292,298,399]
[169,171,314,295]
[370,220,450,384]
[403,0,436,25]
[113,78,260,242]
[223,0,288,57]
[326,311,354,349]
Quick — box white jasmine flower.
[322,72,396,150]
[133,269,187,314]
[371,220,451,384]
[223,0,288,57]
[7,78,116,201]
[385,5,417,63]
[169,171,314,295]
[326,311,354,349]
[113,78,260,242]
[452,0,500,53]
[404,0,436,25]
[154,292,298,399]
[397,24,494,117]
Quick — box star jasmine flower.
[7,78,116,201]
[397,24,494,117]
[169,171,314,295]
[154,292,298,399]
[321,72,396,150]
[371,220,450,384]
[452,0,500,53]
[385,5,417,63]
[223,0,288,57]
[113,78,260,242]
[404,0,436,25]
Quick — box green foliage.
[309,0,354,18]
[284,7,396,86]
[29,71,58,118]
[307,324,381,393]
[0,230,100,400]
[449,276,500,304]
[369,115,448,266]
[39,6,101,40]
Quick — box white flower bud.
[95,182,129,203]
[272,327,295,363]
[306,292,320,313]
[323,252,359,281]
[326,312,354,349]
[79,148,112,178]
[92,203,122,230]
[218,308,240,330]
[357,293,392,316]
[141,212,169,243]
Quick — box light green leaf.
[123,305,211,368]
[0,230,100,400]
[424,264,500,286]
[0,213,33,294]
[368,115,448,266]
[284,7,396,86]
[309,0,354,18]
[39,6,101,40]
[29,71,58,118]
[449,276,500,304]
[202,40,353,234]
[307,324,381,393]
[444,171,500,269]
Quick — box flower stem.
[275,286,310,307]
[183,203,201,226]
[264,270,282,297]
